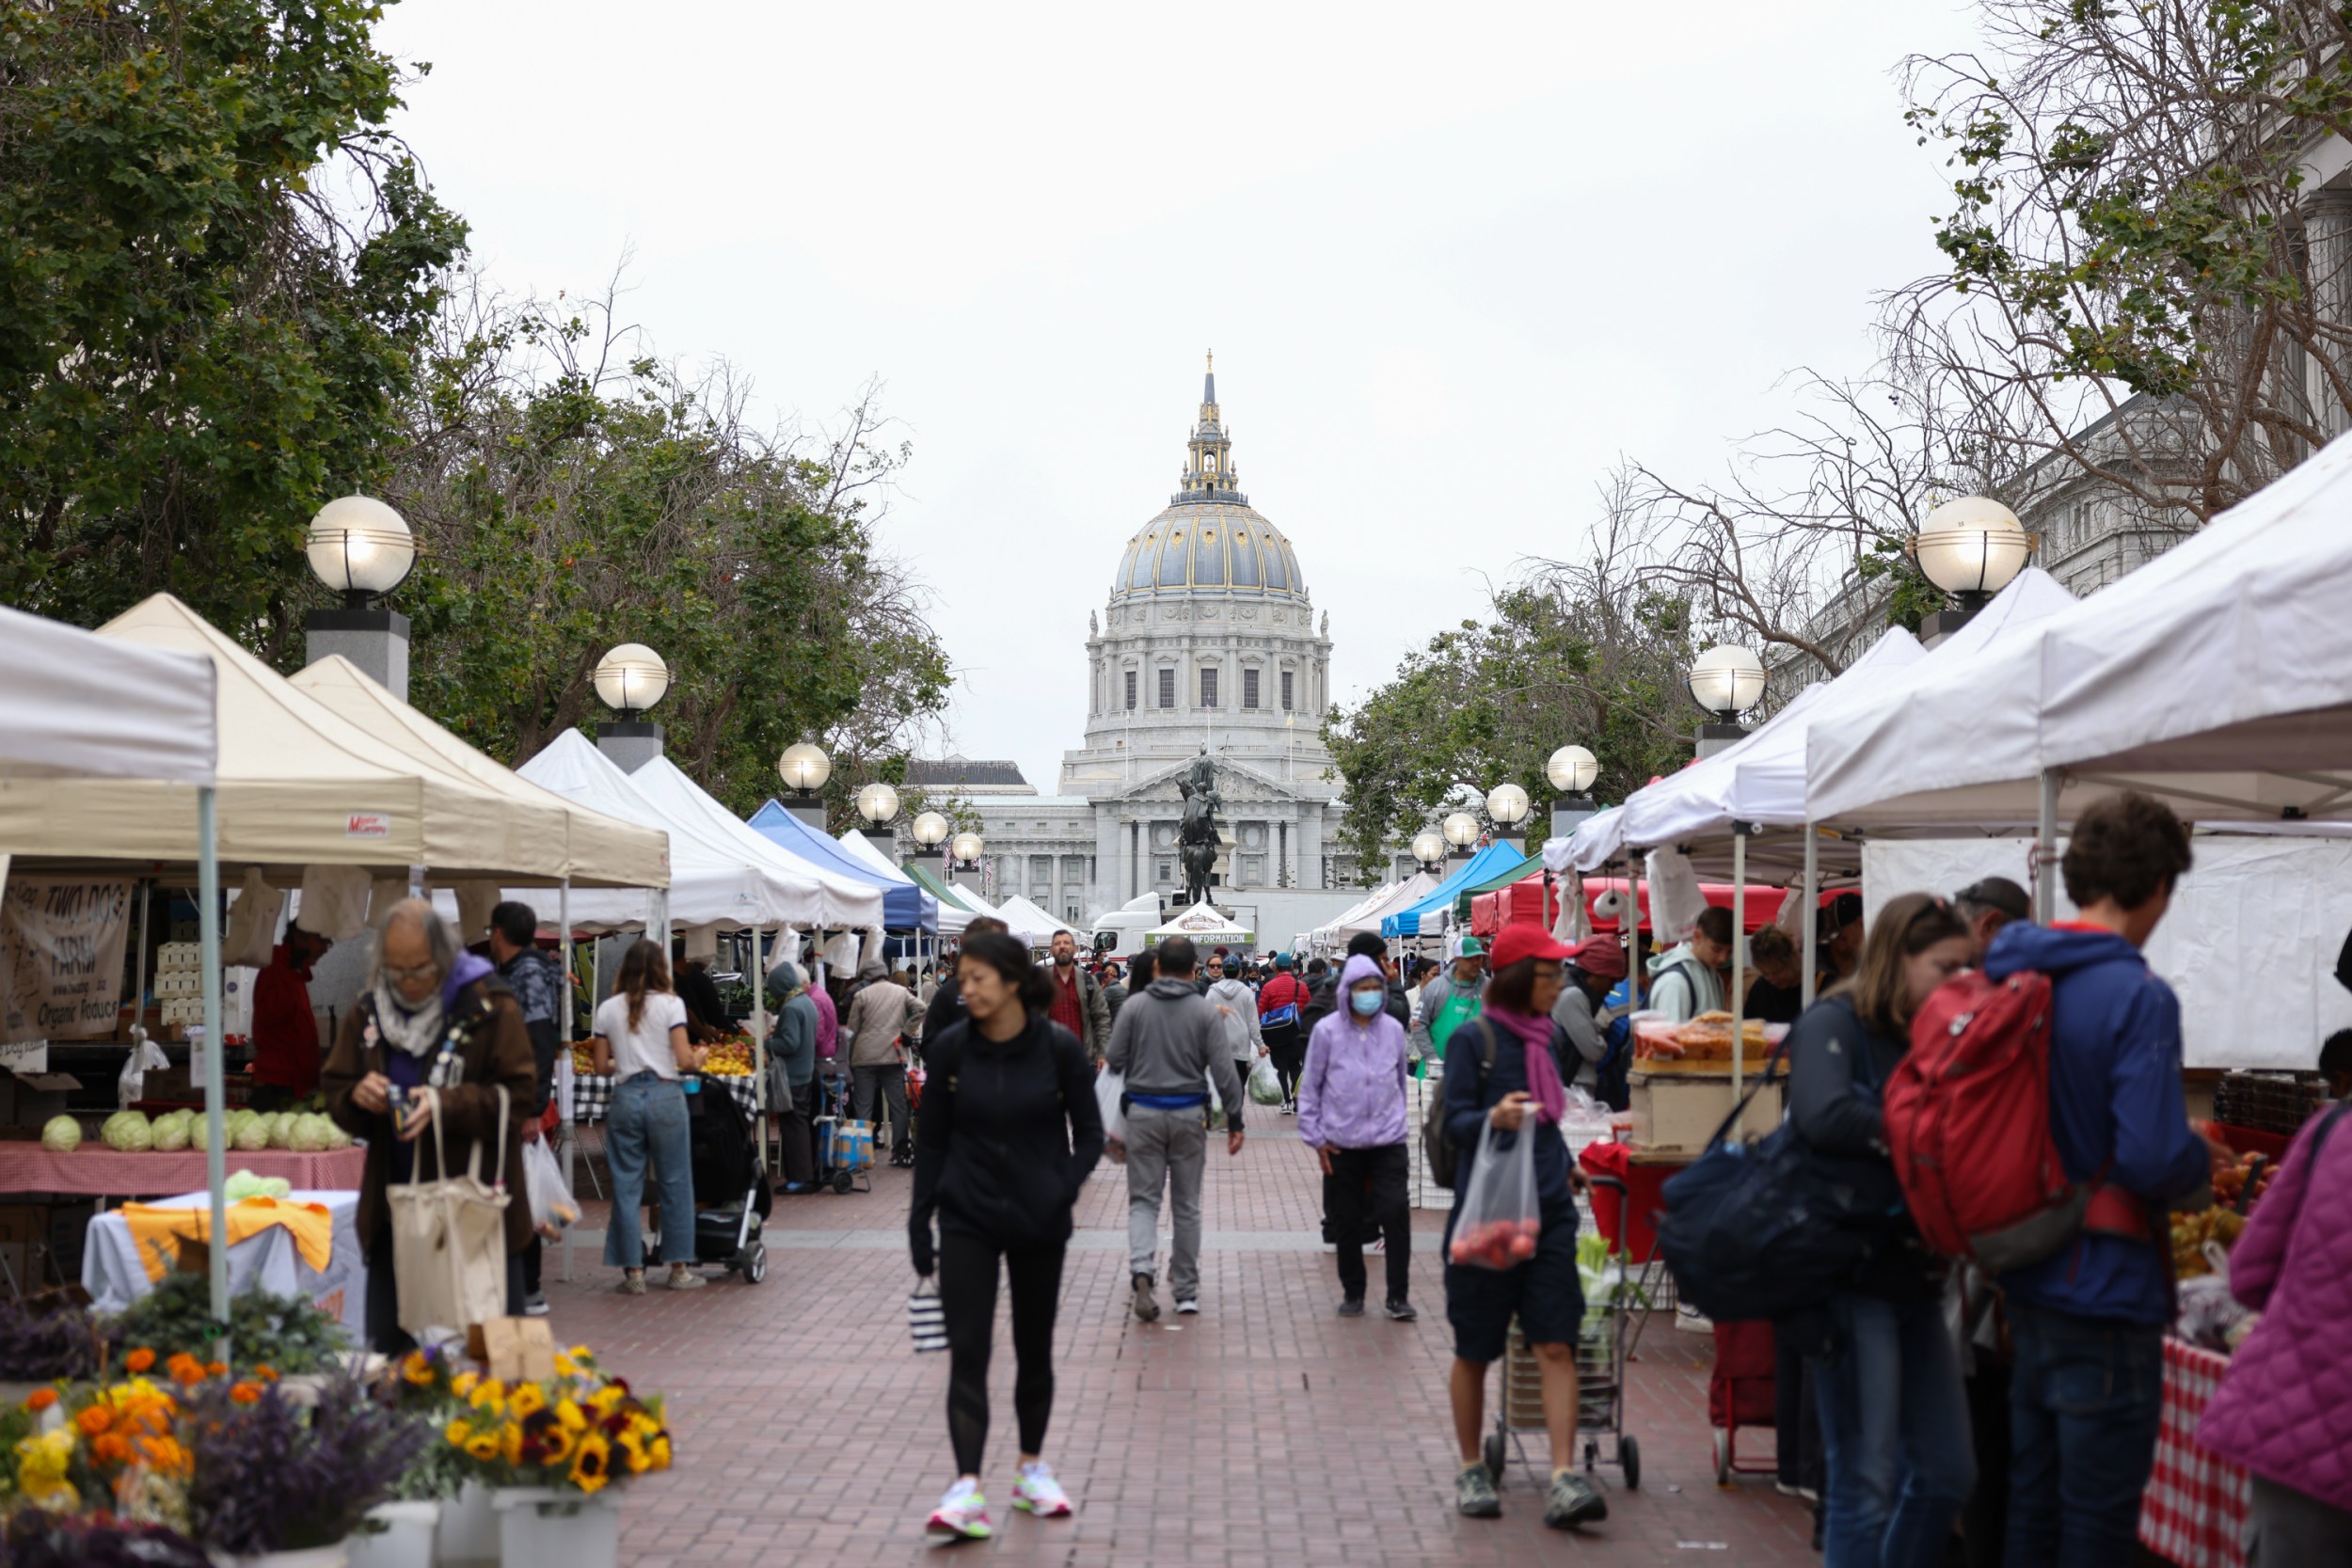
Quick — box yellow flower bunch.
[15,1429,77,1510]
[433,1342,670,1496]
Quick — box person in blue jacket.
[1982,791,2225,1568]
[1438,925,1606,1534]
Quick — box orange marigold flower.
[228,1382,262,1405]
[123,1349,155,1374]
[23,1388,56,1412]
[76,1406,111,1436]
[252,1364,279,1382]
[90,1433,133,1465]
[167,1354,205,1386]
[205,1361,227,1378]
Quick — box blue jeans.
[1812,1291,1976,1568]
[603,1072,696,1269]
[2002,1302,2162,1568]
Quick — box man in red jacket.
[1257,954,1310,1113]
[249,926,333,1111]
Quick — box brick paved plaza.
[546,1132,1818,1566]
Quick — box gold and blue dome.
[1109,360,1309,606]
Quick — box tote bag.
[388,1085,512,1336]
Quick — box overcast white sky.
[377,0,1982,791]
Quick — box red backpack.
[1884,970,2148,1273]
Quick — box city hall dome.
[1107,360,1309,607]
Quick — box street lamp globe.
[1410,830,1445,866]
[911,811,950,848]
[1546,745,1599,795]
[1688,644,1766,718]
[1442,811,1482,849]
[1914,496,2031,597]
[855,781,900,826]
[1485,782,1532,829]
[591,643,670,715]
[305,496,416,605]
[778,742,833,795]
[950,832,984,866]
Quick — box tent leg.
[1730,827,1748,1139]
[1629,856,1645,1008]
[1801,825,1819,1010]
[750,927,771,1173]
[197,787,229,1327]
[2036,770,2060,923]
[558,879,573,1285]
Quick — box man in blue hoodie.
[1981,792,2221,1568]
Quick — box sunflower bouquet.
[424,1346,671,1497]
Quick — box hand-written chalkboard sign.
[2,878,132,1045]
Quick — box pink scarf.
[1486,1006,1565,1125]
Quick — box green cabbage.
[319,1119,353,1151]
[40,1117,80,1153]
[102,1111,152,1152]
[223,1170,292,1203]
[269,1111,298,1148]
[230,1115,272,1151]
[150,1111,191,1153]
[288,1114,332,1153]
[223,1109,255,1140]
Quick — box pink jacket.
[2197,1103,2352,1512]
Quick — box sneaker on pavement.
[927,1480,993,1541]
[1384,1298,1417,1322]
[665,1267,707,1291]
[616,1272,646,1295]
[1543,1470,1608,1529]
[1455,1463,1502,1518]
[1175,1298,1199,1315]
[1130,1274,1161,1323]
[1012,1462,1073,1518]
[522,1291,549,1317]
[1338,1295,1365,1318]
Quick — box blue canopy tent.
[1382,841,1530,939]
[748,799,936,932]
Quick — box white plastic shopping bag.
[1447,1121,1541,1272]
[1096,1069,1127,1164]
[521,1134,579,1238]
[1247,1055,1283,1106]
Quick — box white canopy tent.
[990,895,1079,947]
[1146,900,1255,948]
[1327,872,1438,943]
[1308,880,1398,949]
[626,757,883,931]
[835,830,972,936]
[0,606,230,1317]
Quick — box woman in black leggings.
[909,930,1105,1542]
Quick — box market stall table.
[566,1073,758,1125]
[2142,1338,2251,1568]
[0,1145,366,1199]
[81,1189,365,1338]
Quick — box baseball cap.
[1565,934,1629,981]
[1274,953,1293,971]
[1455,935,1486,958]
[1487,926,1573,971]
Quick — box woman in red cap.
[1550,934,1629,1099]
[1438,923,1609,1534]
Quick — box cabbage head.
[150,1112,191,1153]
[102,1112,153,1152]
[40,1117,80,1153]
[288,1114,332,1153]
[230,1115,272,1151]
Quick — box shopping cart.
[1709,1318,1779,1485]
[1483,1174,1642,1491]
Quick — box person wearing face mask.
[323,898,538,1353]
[1785,892,1978,1568]
[1298,954,1415,1321]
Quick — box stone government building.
[910,364,1370,938]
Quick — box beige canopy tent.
[0,594,638,888]
[290,657,667,890]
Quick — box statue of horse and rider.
[1176,750,1223,909]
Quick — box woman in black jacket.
[909,930,1105,1542]
[1787,892,1975,1568]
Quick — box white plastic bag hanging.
[117,1038,169,1108]
[222,869,285,970]
[1247,1055,1284,1106]
[1772,877,1807,942]
[1645,847,1706,946]
[521,1135,579,1237]
[1095,1069,1128,1163]
[1552,870,1592,944]
[1447,1121,1541,1272]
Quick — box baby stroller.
[680,1074,771,1283]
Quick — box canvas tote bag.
[389,1085,512,1336]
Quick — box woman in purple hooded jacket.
[1297,952,1414,1321]
[2197,1100,2352,1564]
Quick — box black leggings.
[940,1230,1067,1476]
[1265,1029,1305,1100]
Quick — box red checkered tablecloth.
[2140,1338,2249,1568]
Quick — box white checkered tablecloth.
[567,1071,759,1125]
[2140,1337,2250,1568]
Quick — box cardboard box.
[1627,1068,1784,1156]
[0,1072,82,1128]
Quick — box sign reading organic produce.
[0,878,133,1044]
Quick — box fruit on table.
[1449,1218,1541,1268]
[2172,1208,2248,1278]
[2214,1151,2276,1210]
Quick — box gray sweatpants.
[1124,1102,1208,1301]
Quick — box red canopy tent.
[1467,876,1802,939]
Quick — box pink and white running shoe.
[1012,1462,1073,1518]
[926,1480,993,1541]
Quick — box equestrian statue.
[1176,749,1224,909]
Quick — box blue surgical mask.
[1350,989,1384,1017]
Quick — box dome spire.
[1181,356,1241,502]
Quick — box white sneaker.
[1012,1462,1073,1518]
[927,1480,993,1540]
[1175,1298,1200,1315]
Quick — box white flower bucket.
[344,1500,439,1568]
[433,1481,499,1567]
[208,1545,351,1568]
[489,1487,620,1568]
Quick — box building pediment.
[1104,755,1308,809]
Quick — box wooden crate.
[1626,1068,1782,1156]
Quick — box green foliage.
[1322,582,1695,879]
[107,1274,347,1374]
[0,0,466,650]
[1853,534,1947,633]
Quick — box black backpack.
[1654,1031,1908,1323]
[1419,1019,1501,1190]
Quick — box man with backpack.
[1969,793,2223,1567]
[1648,905,1732,1023]
[1256,955,1309,1112]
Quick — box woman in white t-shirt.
[590,939,708,1293]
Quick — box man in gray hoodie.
[1105,935,1246,1323]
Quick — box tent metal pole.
[1801,825,1819,1009]
[2036,770,2060,922]
[1730,826,1748,1138]
[558,879,573,1284]
[197,786,228,1325]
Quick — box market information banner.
[1,879,133,1044]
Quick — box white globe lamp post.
[592,642,670,772]
[302,496,419,699]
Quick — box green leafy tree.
[0,0,466,650]
[393,281,952,818]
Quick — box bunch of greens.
[182,1380,421,1557]
[0,1293,102,1383]
[106,1275,348,1376]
